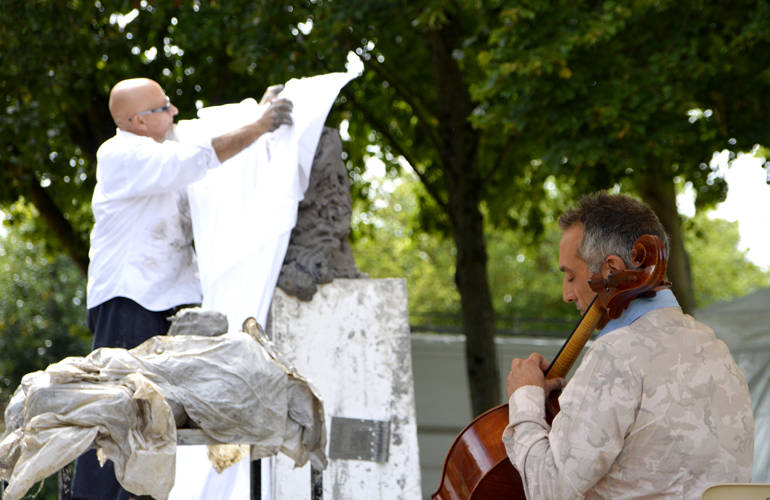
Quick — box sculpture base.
[267,278,422,499]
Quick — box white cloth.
[87,129,219,310]
[169,71,357,500]
[503,307,754,499]
[171,445,251,499]
[181,71,358,328]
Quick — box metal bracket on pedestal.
[328,416,391,463]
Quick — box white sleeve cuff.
[507,385,547,426]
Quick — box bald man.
[74,78,292,500]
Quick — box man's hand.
[259,84,284,105]
[211,98,294,163]
[258,98,293,132]
[506,352,565,399]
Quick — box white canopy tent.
[695,286,770,482]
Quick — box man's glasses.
[129,98,171,121]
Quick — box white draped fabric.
[180,71,357,328]
[169,71,357,500]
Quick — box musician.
[504,192,754,499]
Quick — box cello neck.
[545,298,603,380]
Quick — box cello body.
[432,234,668,500]
[431,404,522,500]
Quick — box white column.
[268,278,422,499]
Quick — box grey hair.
[558,192,669,273]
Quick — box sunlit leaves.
[0,218,90,404]
[685,212,770,307]
[354,170,770,331]
[1,0,768,418]
[473,0,770,211]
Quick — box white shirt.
[87,129,219,310]
[503,307,754,499]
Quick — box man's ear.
[122,115,146,135]
[602,254,627,277]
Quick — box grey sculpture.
[277,127,365,301]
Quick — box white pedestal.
[267,278,422,499]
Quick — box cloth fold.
[1,71,356,500]
[0,330,326,500]
[180,71,358,328]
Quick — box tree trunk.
[429,25,500,416]
[449,194,501,416]
[637,178,696,313]
[25,178,90,276]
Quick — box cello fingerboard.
[546,302,602,379]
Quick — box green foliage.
[685,212,770,307]
[485,222,574,324]
[353,171,770,331]
[3,1,769,282]
[352,169,461,317]
[354,171,575,330]
[0,206,91,405]
[474,0,770,208]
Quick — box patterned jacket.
[503,306,754,499]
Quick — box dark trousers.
[72,297,174,500]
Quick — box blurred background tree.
[354,167,770,328]
[0,204,91,400]
[0,205,91,497]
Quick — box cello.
[432,234,668,500]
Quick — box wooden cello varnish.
[430,403,521,500]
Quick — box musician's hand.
[506,352,565,399]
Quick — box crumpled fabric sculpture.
[0,327,326,500]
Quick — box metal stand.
[57,462,73,500]
[310,467,323,500]
[250,459,261,500]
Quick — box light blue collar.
[597,288,679,338]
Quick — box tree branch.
[342,88,448,211]
[362,57,444,154]
[482,133,520,186]
[24,177,90,276]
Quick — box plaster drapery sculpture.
[0,320,326,500]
